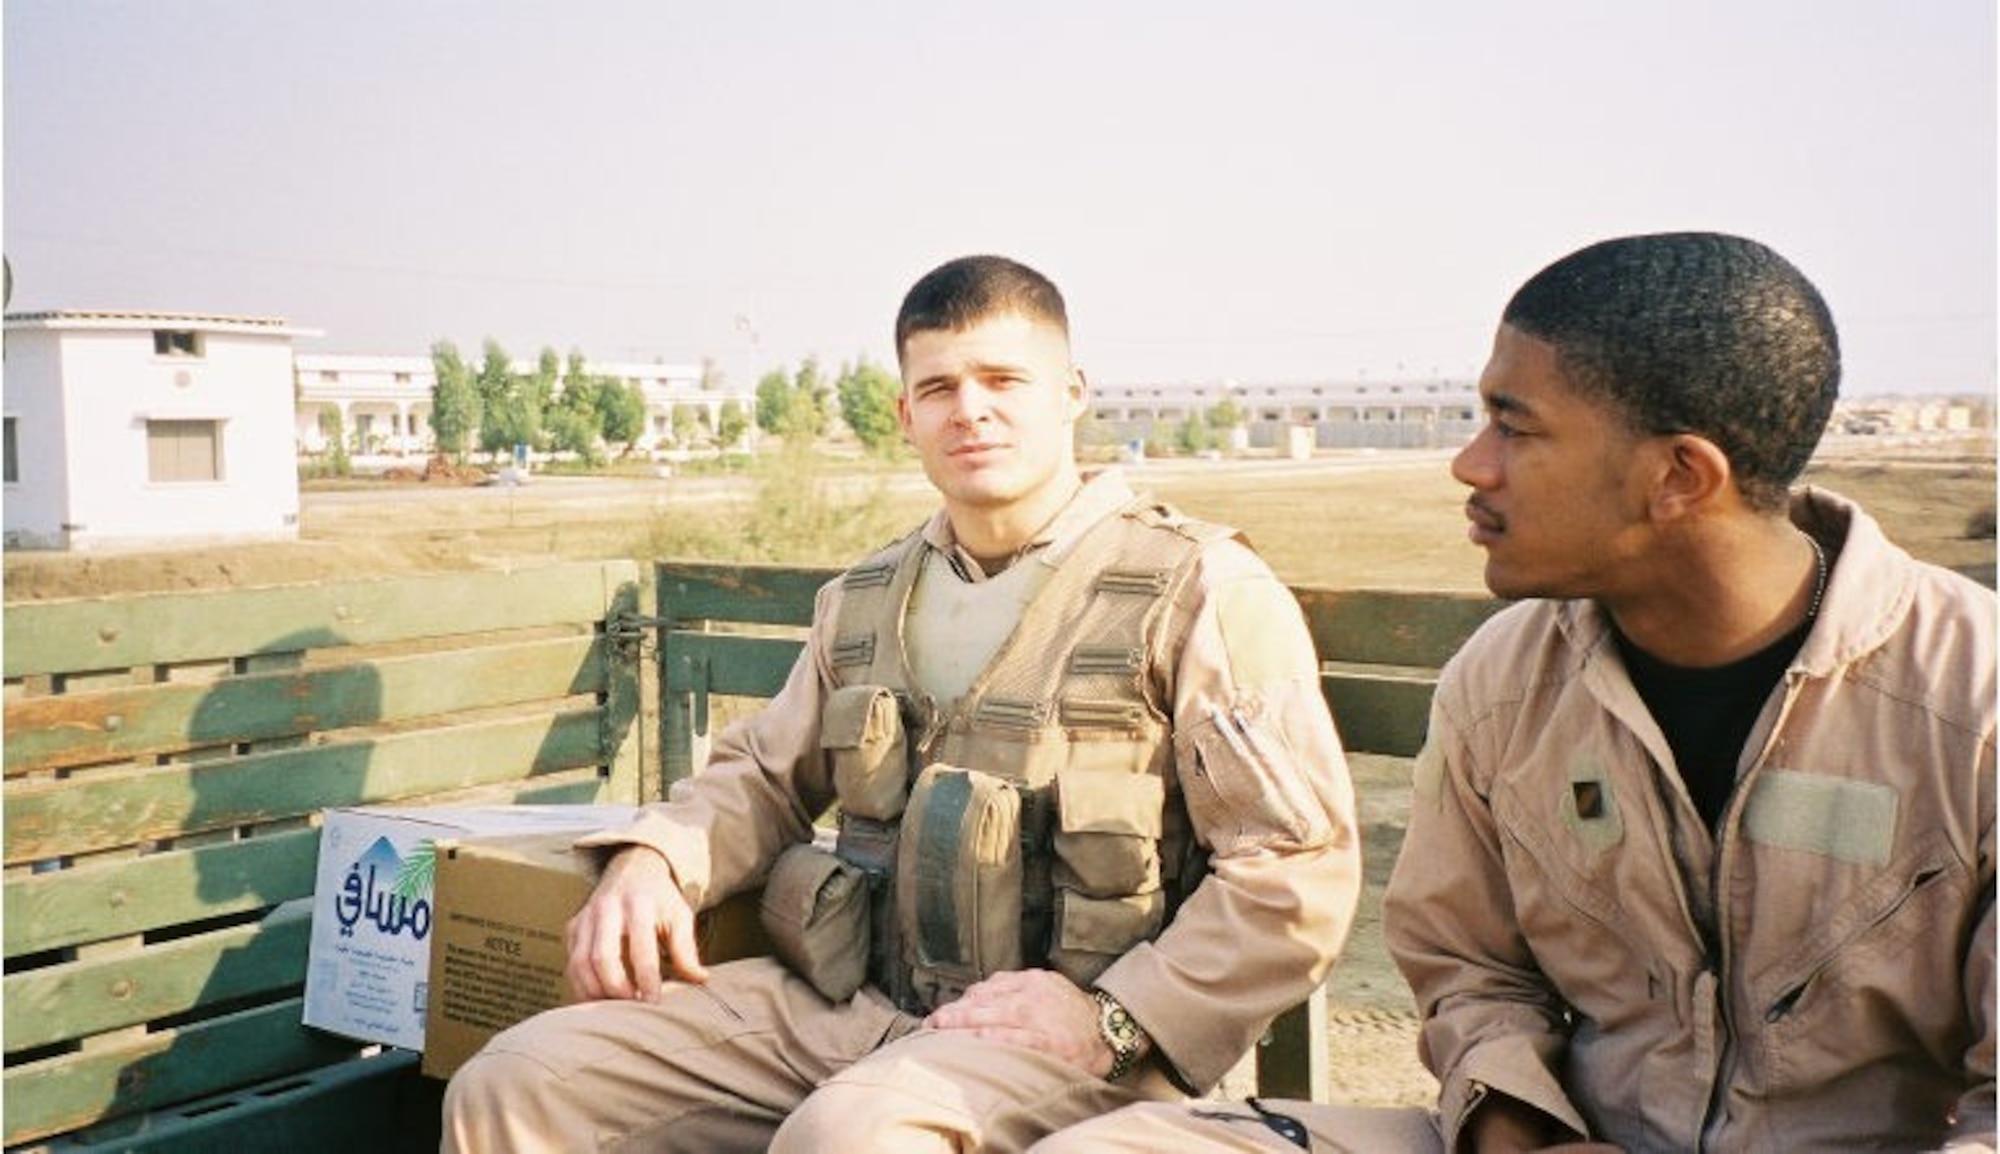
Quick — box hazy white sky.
[4,1,1993,395]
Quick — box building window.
[3,417,16,483]
[394,372,412,384]
[153,330,204,357]
[320,371,341,383]
[147,419,222,482]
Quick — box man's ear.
[1652,433,1733,521]
[1066,366,1090,419]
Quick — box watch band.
[1092,988,1149,1081]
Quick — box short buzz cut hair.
[894,255,1070,366]
[1503,232,1841,512]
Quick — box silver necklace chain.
[1803,533,1829,622]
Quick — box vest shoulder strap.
[830,529,925,685]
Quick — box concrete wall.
[2,329,72,548]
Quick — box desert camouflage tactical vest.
[822,497,1235,1011]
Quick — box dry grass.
[3,444,1990,602]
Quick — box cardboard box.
[422,830,771,1080]
[303,804,639,1052]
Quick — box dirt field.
[4,441,1990,1107]
[6,442,1992,602]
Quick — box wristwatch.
[1092,988,1150,1081]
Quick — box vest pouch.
[1049,889,1166,987]
[1053,770,1164,898]
[759,842,871,1002]
[833,814,904,1004]
[897,764,1023,1011]
[823,684,910,822]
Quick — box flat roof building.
[4,310,314,550]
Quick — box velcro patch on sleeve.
[1214,579,1312,689]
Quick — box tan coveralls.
[442,470,1362,1152]
[1038,491,1996,1152]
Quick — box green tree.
[317,405,352,477]
[836,357,904,454]
[792,358,831,437]
[671,403,700,447]
[598,380,647,454]
[754,360,832,440]
[475,339,543,455]
[716,399,749,448]
[755,368,794,434]
[1175,414,1216,455]
[1207,397,1245,433]
[544,406,603,465]
[549,351,602,430]
[429,339,480,460]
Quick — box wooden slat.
[4,560,640,679]
[5,635,605,776]
[661,633,805,698]
[1321,662,1444,758]
[5,709,608,864]
[598,574,645,804]
[1293,587,1503,669]
[5,829,316,957]
[653,561,837,627]
[51,1049,439,1154]
[5,771,612,959]
[2,998,361,1147]
[6,900,312,1053]
[1255,987,1331,1102]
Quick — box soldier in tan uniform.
[441,254,1363,1152]
[1038,233,1995,1152]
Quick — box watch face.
[1098,994,1138,1049]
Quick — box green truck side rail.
[4,559,1501,1151]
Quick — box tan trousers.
[1028,1099,1443,1153]
[441,958,1176,1153]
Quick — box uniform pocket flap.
[821,684,897,750]
[1057,771,1165,838]
[1056,890,1166,952]
[760,843,871,1002]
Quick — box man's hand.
[564,845,707,1002]
[922,970,1114,1075]
[1465,1091,1621,1153]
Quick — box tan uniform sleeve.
[1384,694,1590,1149]
[1092,539,1363,1092]
[573,580,844,910]
[1947,798,1995,1151]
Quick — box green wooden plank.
[661,634,804,698]
[5,900,312,1053]
[5,829,317,958]
[1322,665,1440,758]
[1255,986,1330,1102]
[2,997,362,1147]
[5,709,609,864]
[4,559,640,679]
[1294,587,1503,670]
[5,769,609,959]
[6,635,605,775]
[598,573,645,805]
[654,561,836,627]
[50,1048,439,1154]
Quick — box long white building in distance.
[292,354,757,457]
[1087,376,1482,451]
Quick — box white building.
[3,310,313,550]
[1090,377,1481,450]
[293,354,434,454]
[294,354,757,458]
